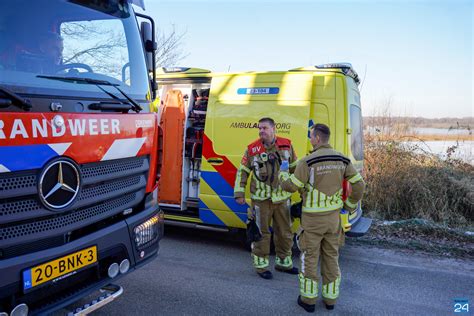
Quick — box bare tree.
[61,21,128,79]
[60,21,188,81]
[155,25,188,67]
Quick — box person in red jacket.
[234,117,299,279]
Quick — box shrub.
[363,134,473,228]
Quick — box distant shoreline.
[364,116,473,130]
[365,134,473,141]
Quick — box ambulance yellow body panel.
[156,64,370,236]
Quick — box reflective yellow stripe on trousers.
[322,277,341,300]
[299,273,317,298]
[252,254,269,269]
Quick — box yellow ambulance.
[155,63,371,237]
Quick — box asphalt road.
[68,226,473,316]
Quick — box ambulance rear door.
[199,72,313,228]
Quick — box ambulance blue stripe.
[220,196,248,213]
[198,200,208,209]
[201,171,234,197]
[235,211,247,222]
[199,209,226,226]
[0,145,58,171]
[201,171,248,213]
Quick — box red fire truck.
[0,0,163,314]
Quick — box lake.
[404,140,473,164]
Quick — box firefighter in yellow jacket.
[234,117,299,279]
[279,124,365,312]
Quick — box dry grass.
[363,133,474,228]
[374,134,473,141]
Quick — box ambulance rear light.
[315,63,360,85]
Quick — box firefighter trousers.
[298,210,342,305]
[251,199,294,273]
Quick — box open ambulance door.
[157,81,210,215]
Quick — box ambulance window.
[350,105,363,160]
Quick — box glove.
[280,160,289,172]
[246,219,263,243]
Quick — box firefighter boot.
[297,296,315,313]
[276,266,299,274]
[257,271,273,279]
[325,303,335,310]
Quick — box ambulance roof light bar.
[161,67,211,74]
[315,63,360,85]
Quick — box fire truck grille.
[0,174,36,192]
[0,192,137,241]
[0,156,150,252]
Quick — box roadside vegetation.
[363,133,473,228]
[359,114,473,258]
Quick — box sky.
[137,0,472,118]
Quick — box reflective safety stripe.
[252,254,269,269]
[305,191,312,208]
[279,171,290,181]
[252,195,269,201]
[322,277,341,300]
[290,174,304,188]
[289,160,298,168]
[252,180,270,200]
[240,164,251,174]
[234,166,248,193]
[345,199,358,209]
[302,188,344,212]
[262,181,268,198]
[275,187,281,198]
[299,273,318,298]
[253,180,263,199]
[300,252,305,274]
[303,201,343,213]
[275,256,293,268]
[271,188,291,202]
[309,167,315,185]
[252,176,291,201]
[348,173,362,184]
[255,180,261,198]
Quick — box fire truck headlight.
[134,214,160,248]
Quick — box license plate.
[23,246,97,291]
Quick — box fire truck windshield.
[0,0,149,100]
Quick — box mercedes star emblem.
[39,159,80,210]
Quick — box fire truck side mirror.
[140,21,155,73]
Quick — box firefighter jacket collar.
[263,137,276,148]
[310,143,332,153]
[248,137,292,156]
